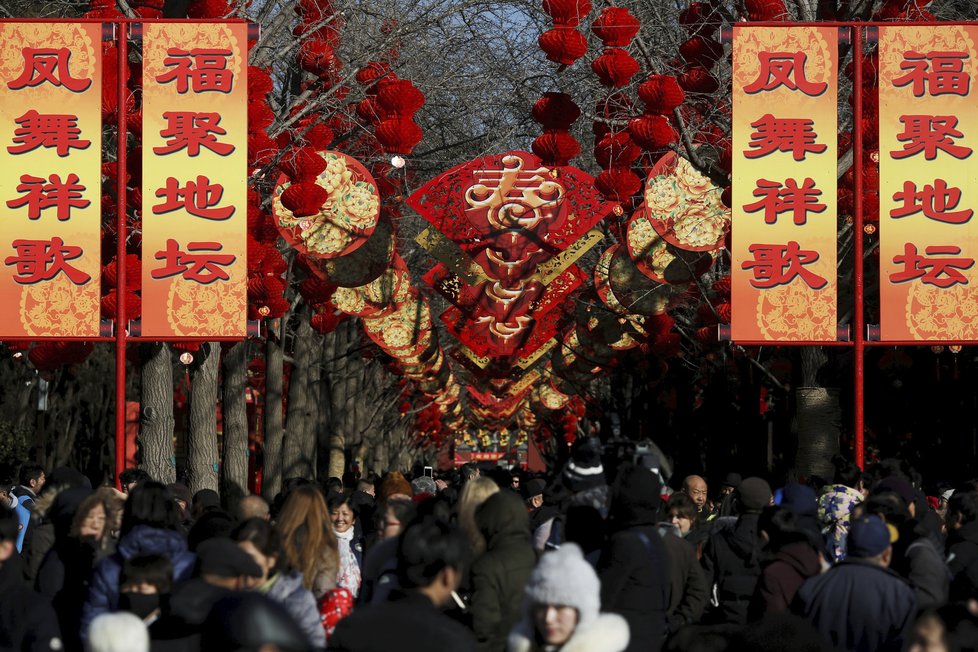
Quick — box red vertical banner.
[731,26,839,342]
[878,26,978,341]
[0,23,102,337]
[141,23,248,338]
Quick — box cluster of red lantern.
[353,61,426,155]
[539,0,592,66]
[531,92,581,167]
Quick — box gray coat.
[267,570,326,649]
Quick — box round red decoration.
[356,61,392,86]
[187,0,230,18]
[715,302,731,324]
[100,289,141,321]
[743,0,788,20]
[280,182,329,217]
[637,75,686,115]
[678,2,720,35]
[532,92,581,130]
[377,80,425,117]
[248,66,274,99]
[248,100,275,133]
[278,147,327,182]
[591,48,640,87]
[679,36,723,68]
[375,118,424,155]
[678,66,720,94]
[531,130,581,166]
[628,115,676,151]
[594,131,641,168]
[539,27,589,66]
[542,0,593,26]
[591,7,640,46]
[298,39,337,78]
[596,167,641,203]
[248,132,278,167]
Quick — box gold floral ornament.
[906,283,978,341]
[273,151,380,259]
[167,279,243,336]
[642,154,730,252]
[20,275,100,337]
[756,281,837,341]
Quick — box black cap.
[522,479,546,500]
[197,538,262,578]
[722,472,742,489]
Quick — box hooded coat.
[748,540,823,620]
[470,491,538,652]
[0,554,63,652]
[700,513,764,625]
[507,613,630,652]
[947,519,978,602]
[597,465,670,652]
[81,525,196,636]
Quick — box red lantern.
[591,7,640,46]
[248,66,274,99]
[531,130,581,166]
[532,92,581,130]
[356,61,392,86]
[678,66,719,94]
[375,118,424,154]
[248,100,275,133]
[595,167,641,202]
[591,48,640,87]
[678,2,720,36]
[101,289,142,321]
[297,39,337,78]
[278,147,327,182]
[637,75,686,115]
[377,79,425,117]
[280,182,328,217]
[187,0,231,18]
[538,27,588,66]
[542,0,593,26]
[679,36,723,68]
[743,0,788,20]
[594,131,641,168]
[628,115,676,151]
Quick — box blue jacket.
[81,525,195,637]
[267,570,325,649]
[793,558,916,652]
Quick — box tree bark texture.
[283,314,319,480]
[262,324,285,500]
[139,343,176,484]
[794,387,842,479]
[187,343,221,494]
[221,341,250,510]
[326,321,356,480]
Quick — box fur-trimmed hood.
[507,613,630,652]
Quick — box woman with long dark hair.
[233,518,325,649]
[276,485,339,599]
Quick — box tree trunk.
[187,343,221,494]
[793,347,841,479]
[283,314,318,480]
[140,343,175,484]
[327,322,354,480]
[221,341,250,510]
[262,322,285,500]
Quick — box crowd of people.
[3,440,978,652]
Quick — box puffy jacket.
[947,520,978,602]
[470,491,537,652]
[701,513,763,625]
[266,570,326,649]
[81,526,196,636]
[656,523,708,629]
[748,540,823,620]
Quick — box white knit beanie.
[523,543,601,629]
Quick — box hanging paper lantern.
[531,130,581,166]
[591,48,640,87]
[356,61,392,86]
[187,0,231,18]
[539,27,589,65]
[678,66,719,94]
[591,7,640,46]
[301,123,335,149]
[298,39,337,78]
[678,2,720,35]
[743,0,788,20]
[248,66,274,99]
[377,79,425,117]
[715,302,731,324]
[278,146,327,182]
[311,310,345,334]
[280,182,329,217]
[356,97,384,125]
[638,75,685,115]
[248,100,275,133]
[100,289,142,321]
[679,36,723,68]
[542,0,593,26]
[596,167,641,202]
[628,115,676,150]
[248,275,290,320]
[375,118,423,154]
[248,131,278,167]
[594,131,641,168]
[532,92,581,130]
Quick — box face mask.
[119,592,160,620]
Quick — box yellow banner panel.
[0,23,102,337]
[142,23,248,337]
[732,26,838,342]
[879,26,978,341]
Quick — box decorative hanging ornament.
[591,7,640,46]
[539,27,588,66]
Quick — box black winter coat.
[947,520,978,602]
[0,555,63,652]
[469,491,537,652]
[700,514,764,625]
[328,590,477,652]
[748,540,823,620]
[793,558,916,652]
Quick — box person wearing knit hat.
[507,544,629,652]
[557,437,610,517]
[377,471,413,503]
[736,477,773,513]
